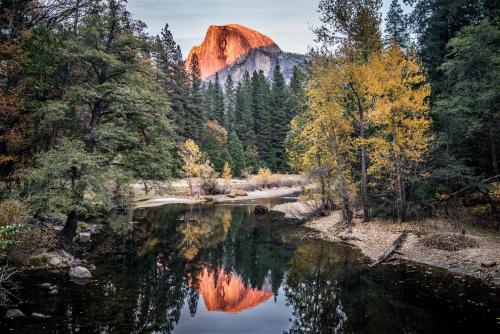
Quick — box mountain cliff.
[186,24,307,83]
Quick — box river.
[1,197,499,333]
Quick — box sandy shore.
[136,186,302,208]
[272,201,500,285]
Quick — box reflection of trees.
[284,242,350,334]
[196,208,294,296]
[177,206,232,260]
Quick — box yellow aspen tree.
[363,44,432,222]
[179,139,204,196]
[222,161,232,192]
[288,57,357,224]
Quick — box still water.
[1,197,499,333]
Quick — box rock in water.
[69,266,92,279]
[186,24,307,83]
[32,312,50,319]
[254,205,269,216]
[78,232,91,243]
[5,309,25,319]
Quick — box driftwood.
[370,231,407,267]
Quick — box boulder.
[32,312,50,319]
[39,282,52,289]
[5,309,25,319]
[254,205,269,215]
[78,232,91,243]
[69,266,92,279]
[480,261,497,268]
[49,257,61,267]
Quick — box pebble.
[5,309,25,319]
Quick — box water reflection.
[196,268,272,313]
[2,200,499,333]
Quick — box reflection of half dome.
[196,268,272,313]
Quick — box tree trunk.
[358,97,369,222]
[316,153,327,209]
[349,82,369,221]
[62,210,78,241]
[396,159,405,223]
[489,122,498,175]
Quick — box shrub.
[0,224,26,258]
[0,200,27,227]
[199,163,219,195]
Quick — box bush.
[199,163,219,195]
[0,200,27,227]
[0,224,26,258]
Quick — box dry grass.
[0,200,27,227]
[242,173,306,191]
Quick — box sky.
[127,0,403,57]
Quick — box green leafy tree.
[19,0,175,238]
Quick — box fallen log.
[369,231,407,267]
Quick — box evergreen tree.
[204,81,215,121]
[384,0,410,48]
[234,71,255,151]
[227,131,245,176]
[251,70,273,168]
[21,0,175,237]
[410,0,497,97]
[212,73,225,125]
[270,62,289,171]
[224,75,236,132]
[287,65,307,124]
[186,53,204,141]
[435,19,500,178]
[155,24,188,141]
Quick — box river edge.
[272,201,500,286]
[135,186,303,208]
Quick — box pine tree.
[21,0,175,238]
[186,53,204,141]
[204,81,215,121]
[287,65,308,127]
[384,0,409,48]
[212,72,225,125]
[251,70,273,168]
[155,24,188,141]
[224,75,236,132]
[234,71,255,150]
[270,62,289,171]
[227,131,246,176]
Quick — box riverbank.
[136,186,302,208]
[134,175,306,208]
[272,201,500,285]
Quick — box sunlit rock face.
[186,24,307,83]
[196,268,272,313]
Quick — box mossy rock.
[30,255,49,266]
